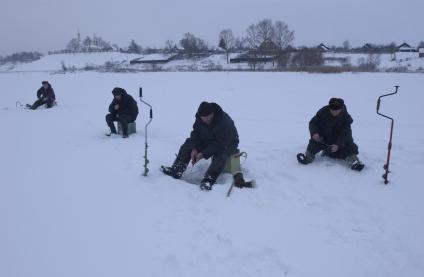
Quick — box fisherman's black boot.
[161,162,187,179]
[200,175,216,190]
[233,172,256,188]
[346,155,365,171]
[233,172,245,188]
[297,150,315,165]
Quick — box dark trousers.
[31,99,54,110]
[174,138,236,180]
[105,113,136,135]
[307,139,359,159]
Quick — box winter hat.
[42,81,49,85]
[328,98,344,110]
[112,87,126,96]
[197,101,213,116]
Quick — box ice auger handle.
[376,85,399,185]
[139,86,153,176]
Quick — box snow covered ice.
[1,71,424,277]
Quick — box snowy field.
[1,72,423,277]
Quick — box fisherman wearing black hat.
[161,101,239,190]
[297,98,364,171]
[27,81,56,110]
[105,87,138,138]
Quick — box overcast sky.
[1,0,423,56]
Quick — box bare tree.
[219,29,235,63]
[92,34,100,48]
[256,19,275,43]
[246,19,274,49]
[112,44,120,51]
[179,33,208,54]
[233,37,247,51]
[66,38,80,52]
[164,40,174,53]
[66,32,82,52]
[180,33,197,52]
[128,40,142,54]
[91,34,111,51]
[245,24,260,49]
[246,19,295,51]
[83,36,92,51]
[343,40,350,51]
[66,32,110,53]
[273,21,294,50]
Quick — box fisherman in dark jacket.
[105,87,138,138]
[28,81,56,110]
[298,98,364,171]
[162,101,239,190]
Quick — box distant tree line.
[0,51,43,65]
[337,41,398,54]
[322,40,424,54]
[64,32,114,53]
[57,22,422,58]
[58,19,295,57]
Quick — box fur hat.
[328,98,344,110]
[197,101,213,116]
[112,87,126,96]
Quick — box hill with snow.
[1,51,424,72]
[0,52,141,72]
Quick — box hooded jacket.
[108,87,139,117]
[190,103,239,159]
[309,105,354,147]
